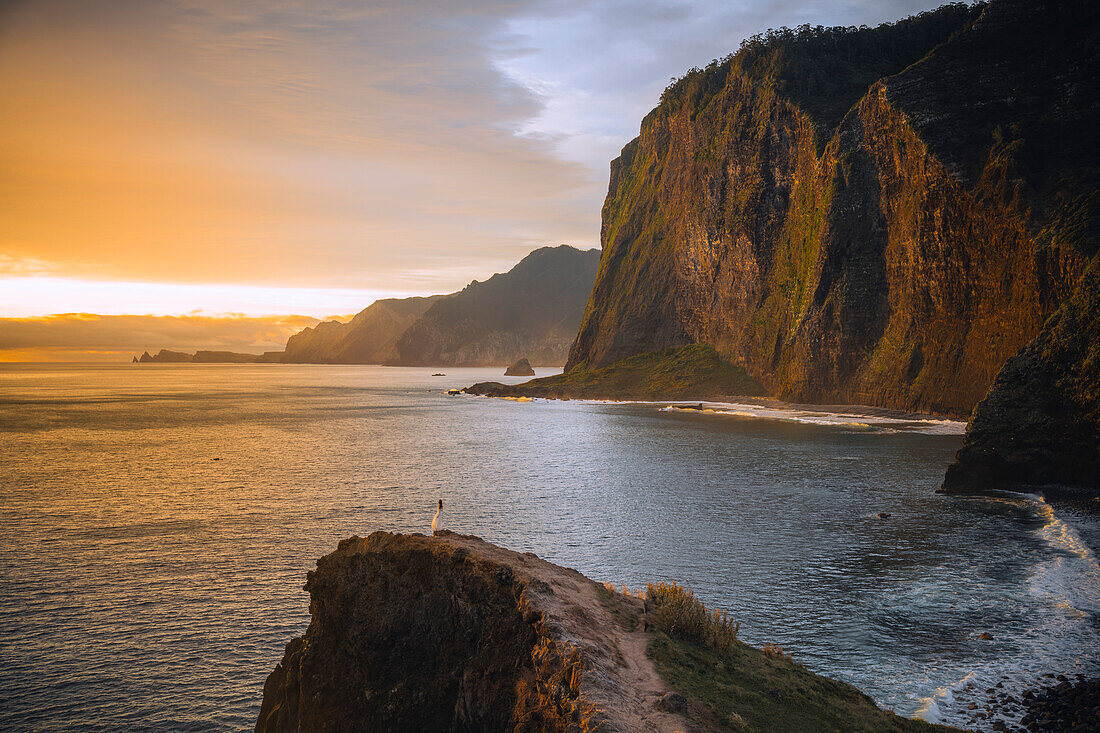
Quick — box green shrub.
[645,581,740,652]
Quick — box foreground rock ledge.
[257,532,960,732]
[255,531,690,732]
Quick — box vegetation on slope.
[658,2,984,142]
[639,583,961,733]
[464,344,765,400]
[391,245,600,367]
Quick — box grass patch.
[646,582,739,652]
[643,584,961,733]
[465,344,765,401]
[647,634,960,732]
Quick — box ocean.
[1,363,1097,731]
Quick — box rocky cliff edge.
[255,531,691,732]
[256,531,959,733]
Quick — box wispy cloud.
[0,256,60,277]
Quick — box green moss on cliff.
[466,344,765,401]
[568,0,1097,421]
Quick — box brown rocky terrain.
[565,0,1097,420]
[255,531,694,733]
[256,532,961,732]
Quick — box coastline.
[457,389,969,436]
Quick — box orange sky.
[0,0,600,319]
[1,0,940,339]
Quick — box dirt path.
[435,532,697,732]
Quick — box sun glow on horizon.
[0,276,418,319]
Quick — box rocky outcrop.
[257,532,961,732]
[137,349,193,363]
[255,531,691,733]
[135,348,276,363]
[941,257,1100,495]
[390,246,600,367]
[566,0,1097,419]
[467,344,764,401]
[281,296,442,364]
[504,358,535,376]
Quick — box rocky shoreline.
[1017,675,1099,732]
[951,674,1100,733]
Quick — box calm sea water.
[1,364,1097,731]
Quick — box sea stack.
[504,358,535,377]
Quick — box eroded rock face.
[255,532,688,733]
[942,258,1100,494]
[567,0,1097,418]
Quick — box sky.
[0,0,943,358]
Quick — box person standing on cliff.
[432,499,443,535]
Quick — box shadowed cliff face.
[942,257,1100,494]
[567,0,1097,418]
[281,296,442,364]
[257,533,536,731]
[390,246,600,367]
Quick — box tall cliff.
[255,532,691,732]
[567,0,1097,418]
[390,245,600,367]
[281,296,442,364]
[942,257,1100,494]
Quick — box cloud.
[496,0,948,171]
[0,313,321,361]
[0,255,60,276]
[0,0,598,296]
[1,0,947,314]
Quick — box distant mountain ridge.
[389,245,600,367]
[281,296,443,364]
[280,245,599,367]
[135,349,282,363]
